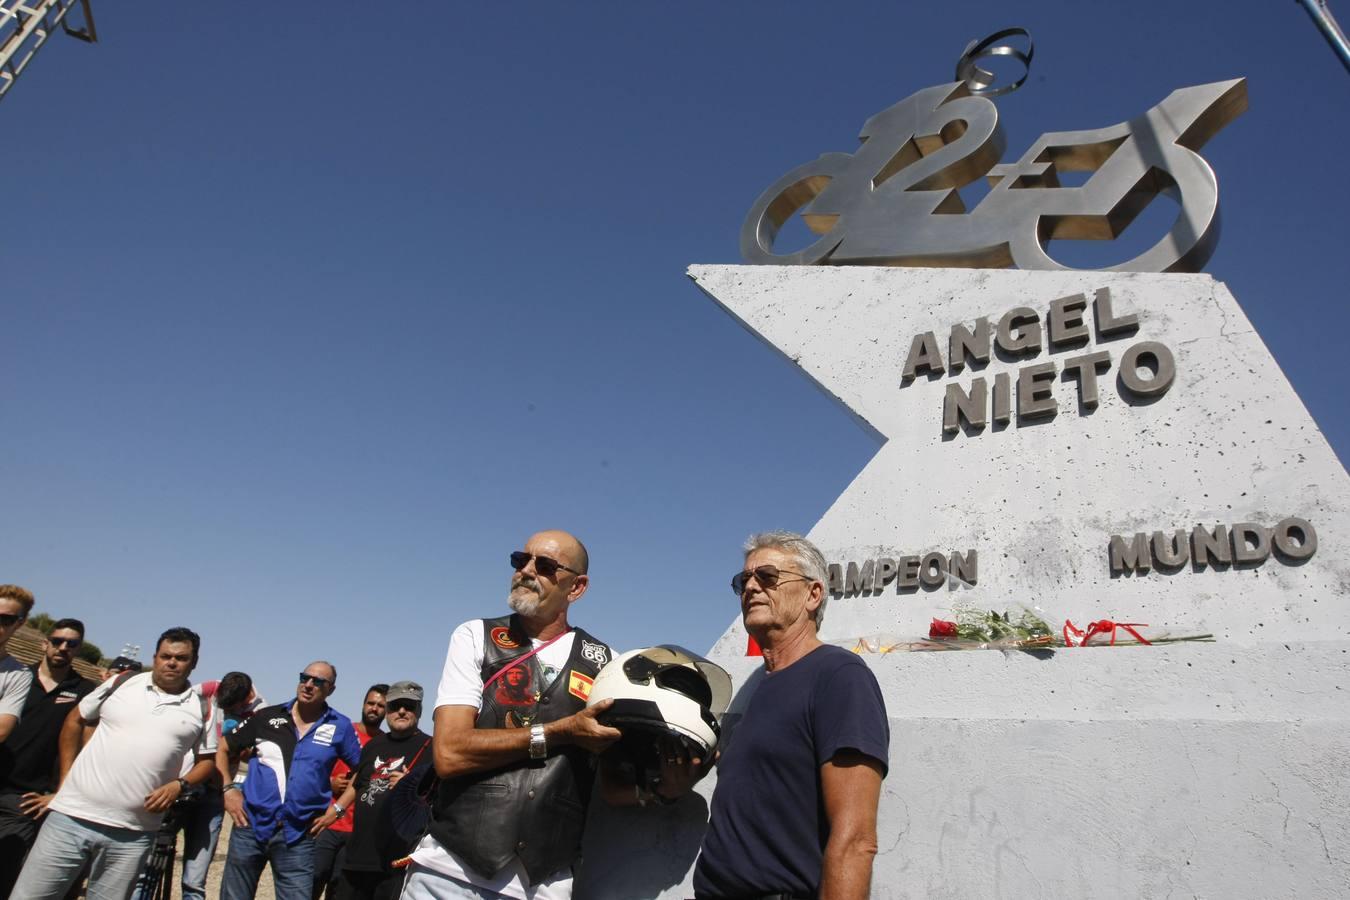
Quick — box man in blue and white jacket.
[217,660,362,900]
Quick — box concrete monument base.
[578,266,1350,899]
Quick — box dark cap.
[385,680,424,705]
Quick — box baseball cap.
[107,656,143,673]
[385,680,424,705]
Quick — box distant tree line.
[27,612,107,666]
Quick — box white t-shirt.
[50,672,219,832]
[412,620,578,900]
[0,656,33,721]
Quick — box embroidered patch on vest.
[580,639,609,668]
[490,626,520,649]
[568,671,594,701]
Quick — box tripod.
[135,805,183,900]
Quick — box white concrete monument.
[578,36,1349,899]
[579,266,1350,898]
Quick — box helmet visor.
[620,645,733,717]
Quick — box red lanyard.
[482,628,571,692]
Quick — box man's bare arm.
[184,754,218,785]
[58,706,89,783]
[432,700,621,780]
[819,750,885,900]
[215,742,240,786]
[145,755,216,813]
[217,742,252,828]
[309,779,359,835]
[0,714,16,743]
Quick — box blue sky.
[3,1,1346,713]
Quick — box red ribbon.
[1063,619,1151,647]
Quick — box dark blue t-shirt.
[693,645,889,899]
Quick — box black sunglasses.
[731,565,813,596]
[0,613,24,627]
[298,673,332,689]
[387,699,419,713]
[49,637,82,649]
[510,551,581,580]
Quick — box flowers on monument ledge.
[931,605,1057,648]
[845,608,1214,654]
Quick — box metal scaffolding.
[0,0,95,102]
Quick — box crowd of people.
[0,527,891,900]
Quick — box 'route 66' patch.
[580,640,608,668]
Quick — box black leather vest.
[429,615,613,884]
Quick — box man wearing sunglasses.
[401,529,625,900]
[0,586,36,748]
[218,662,363,900]
[693,532,890,900]
[0,616,97,898]
[312,680,433,900]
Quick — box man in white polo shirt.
[10,627,218,900]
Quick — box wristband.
[176,777,191,792]
[332,802,346,817]
[223,783,241,793]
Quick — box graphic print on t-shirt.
[358,752,408,808]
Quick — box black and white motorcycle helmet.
[587,645,733,760]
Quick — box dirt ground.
[195,819,276,900]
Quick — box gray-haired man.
[694,531,890,900]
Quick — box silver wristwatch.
[528,723,547,760]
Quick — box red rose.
[929,619,958,638]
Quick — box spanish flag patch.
[568,670,594,701]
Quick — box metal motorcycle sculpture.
[741,45,1247,273]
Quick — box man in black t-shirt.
[694,531,890,900]
[311,681,432,900]
[0,617,97,899]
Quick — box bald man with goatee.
[400,530,623,900]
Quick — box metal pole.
[1296,0,1350,75]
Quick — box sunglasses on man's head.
[49,637,82,649]
[731,565,813,596]
[298,673,332,689]
[0,613,24,627]
[510,551,581,580]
